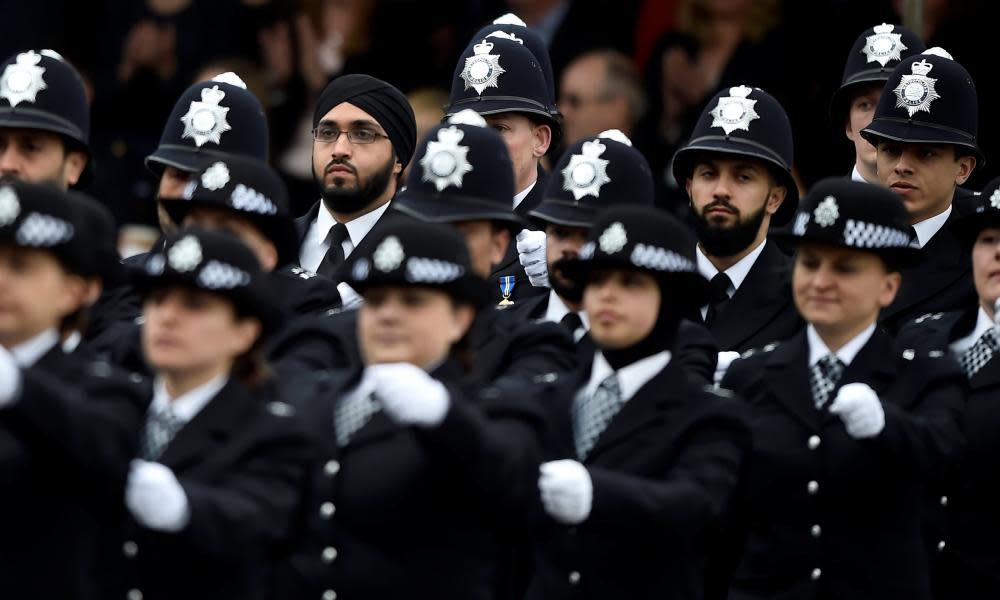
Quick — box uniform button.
[940,496,948,507]
[324,460,340,476]
[808,435,821,450]
[811,525,822,538]
[322,546,338,563]
[122,540,138,558]
[320,502,336,519]
[807,480,819,495]
[938,540,946,552]
[127,590,143,600]
[811,568,822,581]
[322,591,337,600]
[568,571,581,585]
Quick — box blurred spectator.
[557,49,646,147]
[403,87,448,179]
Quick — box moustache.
[325,160,358,176]
[703,199,738,216]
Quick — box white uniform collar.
[696,238,767,294]
[9,328,61,368]
[299,200,392,272]
[151,374,229,425]
[513,180,536,210]
[582,350,672,402]
[850,165,868,183]
[807,323,876,368]
[912,204,952,248]
[950,306,995,355]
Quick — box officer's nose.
[893,151,914,175]
[0,147,20,177]
[329,132,353,159]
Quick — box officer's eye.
[401,289,429,307]
[491,124,509,133]
[315,127,340,142]
[349,130,378,144]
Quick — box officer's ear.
[62,150,88,188]
[953,150,976,185]
[531,123,552,158]
[765,185,788,216]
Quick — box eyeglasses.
[312,126,389,144]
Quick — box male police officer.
[830,23,924,184]
[861,48,982,333]
[672,85,803,358]
[297,74,416,308]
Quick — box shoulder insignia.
[914,312,944,324]
[89,361,113,378]
[290,266,317,280]
[902,349,916,360]
[129,372,144,384]
[928,350,945,358]
[267,401,295,417]
[740,348,756,359]
[704,384,734,398]
[532,372,559,384]
[762,342,779,352]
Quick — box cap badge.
[863,23,907,67]
[0,187,20,226]
[460,40,506,95]
[181,85,232,147]
[374,236,405,272]
[562,139,611,201]
[0,51,47,108]
[420,126,473,191]
[168,235,203,272]
[598,222,628,254]
[893,59,940,116]
[990,189,1000,209]
[814,196,840,228]
[200,161,230,191]
[709,86,759,135]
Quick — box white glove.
[714,351,742,385]
[366,362,450,427]
[829,383,885,439]
[517,229,549,288]
[0,345,22,409]
[538,459,593,525]
[125,460,191,532]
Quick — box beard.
[693,197,769,258]
[314,153,396,215]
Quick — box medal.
[498,275,516,307]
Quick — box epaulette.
[290,266,317,280]
[914,312,944,324]
[741,341,780,359]
[703,384,734,398]
[267,401,296,417]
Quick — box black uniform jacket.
[527,355,752,600]
[500,292,720,385]
[879,191,978,335]
[0,347,147,599]
[490,166,550,307]
[897,309,1000,599]
[721,328,966,600]
[96,378,314,600]
[273,357,550,599]
[690,241,803,353]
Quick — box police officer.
[297,73,416,308]
[98,230,313,600]
[861,48,982,333]
[0,180,147,598]
[446,32,560,304]
[897,176,1000,598]
[274,219,549,599]
[672,85,803,362]
[722,178,966,599]
[503,128,718,383]
[528,205,751,600]
[0,49,91,189]
[830,23,925,184]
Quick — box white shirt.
[541,290,590,342]
[807,323,876,368]
[150,374,229,425]
[912,204,952,249]
[950,306,995,355]
[512,180,536,211]
[696,239,767,319]
[299,200,391,273]
[850,165,868,183]
[9,328,60,368]
[581,350,672,403]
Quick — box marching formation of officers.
[1,14,999,600]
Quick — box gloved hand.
[125,460,191,532]
[517,229,549,288]
[0,345,22,409]
[714,351,742,385]
[366,362,450,427]
[829,383,885,439]
[538,459,593,525]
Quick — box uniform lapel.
[159,380,255,472]
[821,329,898,423]
[762,331,820,430]
[709,242,795,349]
[882,216,970,320]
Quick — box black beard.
[549,264,583,304]
[693,200,768,258]
[314,154,395,215]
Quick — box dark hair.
[230,305,270,388]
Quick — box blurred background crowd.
[0,0,990,234]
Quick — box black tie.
[560,312,583,337]
[317,223,350,279]
[704,272,732,327]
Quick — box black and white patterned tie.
[572,373,624,459]
[960,328,1000,379]
[810,354,845,409]
[335,392,380,447]
[139,406,184,460]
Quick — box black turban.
[313,74,417,168]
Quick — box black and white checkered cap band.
[197,260,251,289]
[350,256,465,284]
[579,241,697,273]
[15,213,74,247]
[842,219,911,249]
